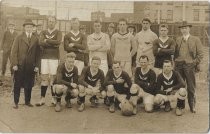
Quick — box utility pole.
[55,0,57,18]
[182,1,186,21]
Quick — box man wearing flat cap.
[11,19,39,109]
[0,21,18,76]
[174,21,203,114]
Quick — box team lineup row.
[2,16,203,116]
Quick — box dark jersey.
[104,70,132,94]
[156,70,185,95]
[54,63,78,89]
[134,67,156,95]
[79,66,105,88]
[64,31,87,61]
[39,29,62,59]
[153,38,175,68]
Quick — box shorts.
[41,59,59,75]
[75,60,84,75]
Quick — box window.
[205,10,210,21]
[193,9,199,21]
[155,10,162,20]
[167,10,173,21]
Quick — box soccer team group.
[1,16,203,116]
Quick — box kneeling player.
[77,56,105,112]
[130,55,156,114]
[154,60,187,116]
[53,53,79,112]
[104,61,132,113]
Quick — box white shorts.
[120,61,132,77]
[41,59,59,75]
[75,60,84,75]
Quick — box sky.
[2,0,134,20]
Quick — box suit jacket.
[10,32,40,72]
[1,30,18,52]
[175,35,203,65]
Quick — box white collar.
[183,34,190,41]
[48,28,56,34]
[163,71,173,80]
[25,32,32,38]
[10,29,14,34]
[114,71,122,78]
[90,67,98,76]
[141,68,150,75]
[141,29,151,33]
[70,30,80,36]
[65,63,74,72]
[159,36,169,43]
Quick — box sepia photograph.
[0,0,209,133]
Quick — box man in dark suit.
[10,19,39,109]
[0,21,18,76]
[174,21,203,113]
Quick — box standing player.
[153,24,175,74]
[64,18,87,75]
[87,20,110,75]
[36,16,62,106]
[174,21,203,113]
[78,56,105,112]
[129,55,156,114]
[1,21,18,76]
[135,18,158,67]
[111,18,137,77]
[53,52,79,112]
[104,61,132,113]
[154,60,187,116]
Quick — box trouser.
[77,85,106,104]
[130,84,154,112]
[13,67,34,104]
[1,50,12,75]
[175,61,196,110]
[154,88,187,109]
[53,84,79,102]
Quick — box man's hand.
[116,78,124,83]
[88,85,93,89]
[68,43,74,47]
[34,67,39,72]
[13,66,18,71]
[165,88,173,95]
[71,83,77,88]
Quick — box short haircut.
[118,18,127,24]
[48,16,56,21]
[91,56,101,62]
[94,20,101,24]
[163,60,173,65]
[112,60,121,65]
[159,24,168,29]
[142,18,151,24]
[139,55,149,61]
[71,17,80,23]
[66,52,76,59]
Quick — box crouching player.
[154,60,187,116]
[53,52,79,112]
[104,61,132,113]
[77,56,105,112]
[129,55,156,114]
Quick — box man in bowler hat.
[11,19,39,109]
[174,21,203,113]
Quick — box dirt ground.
[0,47,209,133]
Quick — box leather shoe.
[25,103,34,107]
[190,107,196,113]
[13,104,18,109]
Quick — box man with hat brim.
[0,20,18,76]
[53,52,79,112]
[10,19,39,109]
[174,21,203,114]
[33,23,43,38]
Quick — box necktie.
[28,34,31,44]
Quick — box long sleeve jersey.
[156,70,185,95]
[54,63,78,89]
[104,70,132,95]
[79,66,105,88]
[134,67,156,95]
